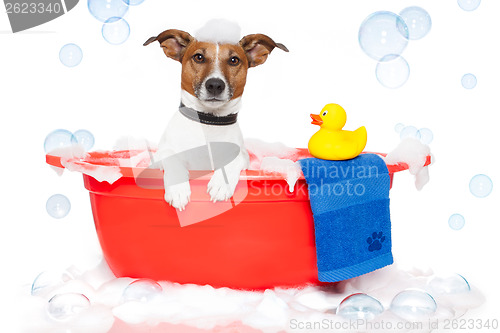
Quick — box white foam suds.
[245,138,301,169]
[195,19,241,44]
[260,157,302,192]
[20,261,484,333]
[384,138,432,190]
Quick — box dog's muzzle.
[205,78,226,97]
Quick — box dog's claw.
[164,182,191,210]
[207,170,235,203]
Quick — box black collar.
[179,103,238,126]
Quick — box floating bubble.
[469,174,493,198]
[400,126,421,140]
[336,293,384,320]
[59,44,83,68]
[428,274,471,294]
[47,293,91,321]
[122,279,163,302]
[376,55,410,88]
[399,6,432,40]
[390,290,437,321]
[44,129,78,153]
[46,194,71,219]
[74,129,95,151]
[417,128,433,144]
[102,18,130,45]
[461,73,477,89]
[123,0,145,5]
[394,123,405,133]
[448,213,465,230]
[359,11,409,61]
[31,270,73,296]
[88,0,129,22]
[458,0,481,11]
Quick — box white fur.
[181,90,242,117]
[157,90,249,210]
[159,22,249,209]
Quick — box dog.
[144,24,288,210]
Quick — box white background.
[1,0,499,330]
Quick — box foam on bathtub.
[114,136,157,169]
[384,138,432,190]
[245,138,302,169]
[57,148,158,184]
[63,158,123,184]
[49,144,87,161]
[260,156,302,192]
[47,144,87,176]
[47,138,431,188]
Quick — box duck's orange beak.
[310,114,323,126]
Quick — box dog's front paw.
[207,169,235,202]
[164,182,191,210]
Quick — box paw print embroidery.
[367,232,386,252]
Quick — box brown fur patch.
[181,41,249,100]
[218,44,249,99]
[180,42,216,96]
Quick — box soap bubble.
[394,123,405,133]
[470,174,493,198]
[337,293,384,320]
[122,279,163,302]
[74,129,95,151]
[461,73,477,89]
[44,129,78,153]
[46,194,71,219]
[458,0,481,11]
[417,128,434,144]
[47,293,91,321]
[400,126,421,140]
[399,6,432,40]
[428,274,471,294]
[88,0,129,22]
[448,213,465,230]
[359,11,409,61]
[123,0,145,5]
[390,290,437,321]
[59,44,83,68]
[376,55,410,88]
[102,18,130,45]
[31,270,74,296]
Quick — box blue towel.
[299,154,393,282]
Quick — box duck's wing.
[354,126,368,154]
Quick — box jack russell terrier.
[144,23,288,210]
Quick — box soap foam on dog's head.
[194,19,241,44]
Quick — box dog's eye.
[322,111,328,116]
[229,56,240,66]
[193,53,205,63]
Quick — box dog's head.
[144,29,288,111]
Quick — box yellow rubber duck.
[308,104,367,160]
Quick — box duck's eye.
[322,111,328,116]
[193,53,205,63]
[228,56,240,66]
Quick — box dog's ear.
[239,34,289,68]
[143,29,193,62]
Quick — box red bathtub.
[46,149,430,290]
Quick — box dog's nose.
[205,78,226,96]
